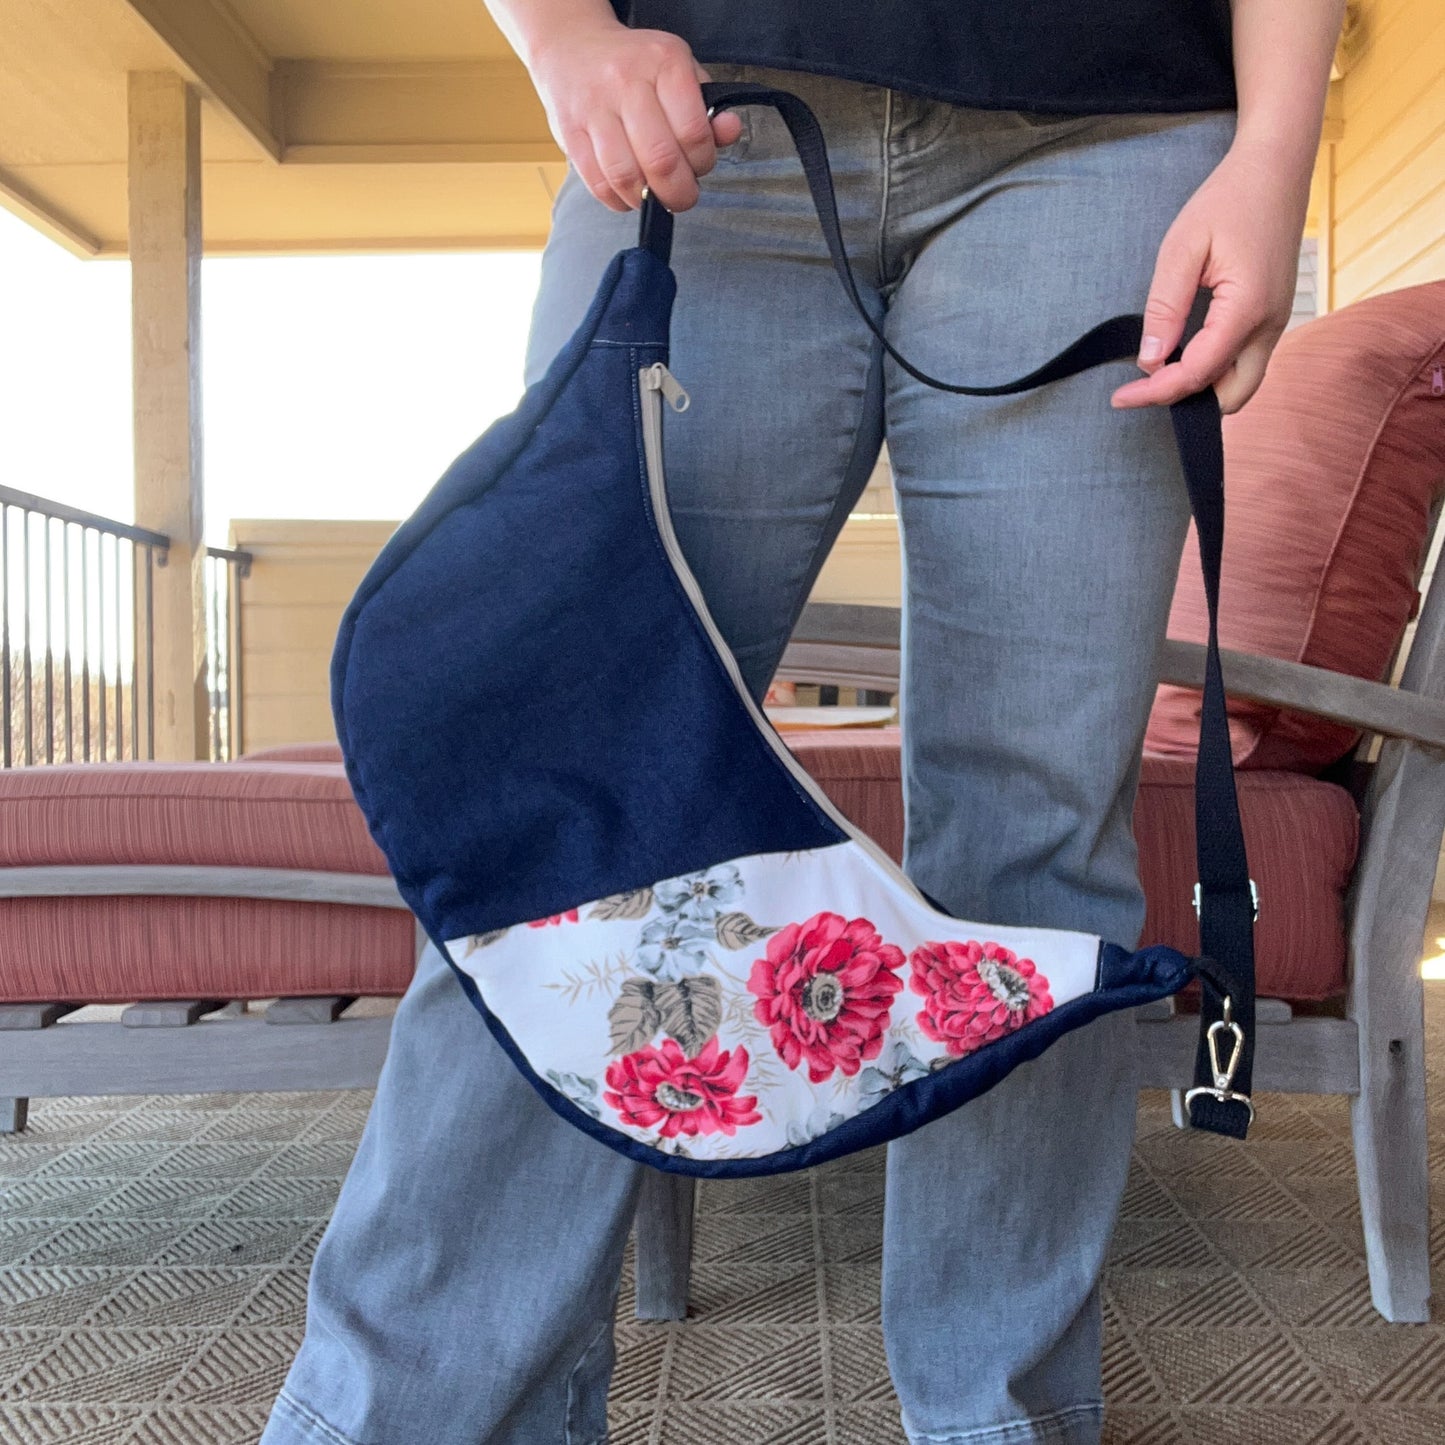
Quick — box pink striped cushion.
[1134,755,1356,1000]
[779,729,908,863]
[0,897,415,1004]
[240,742,349,764]
[789,728,1357,1000]
[1147,281,1445,772]
[0,761,387,874]
[0,729,1358,1005]
[0,762,414,1004]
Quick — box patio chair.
[629,593,1434,1327]
[635,280,1445,1327]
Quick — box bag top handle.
[637,81,1258,1139]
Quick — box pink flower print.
[908,940,1053,1056]
[747,912,905,1083]
[527,909,580,928]
[603,1037,761,1139]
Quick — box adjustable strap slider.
[1184,996,1255,1125]
[1192,878,1259,923]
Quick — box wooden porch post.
[127,72,207,761]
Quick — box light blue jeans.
[263,65,1235,1445]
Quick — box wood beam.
[1321,75,1345,144]
[124,0,280,160]
[178,232,554,256]
[128,72,208,762]
[275,60,559,164]
[0,168,101,257]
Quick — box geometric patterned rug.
[2,985,1441,1445]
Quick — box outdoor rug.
[1,986,1442,1444]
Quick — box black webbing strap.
[639,82,1257,1138]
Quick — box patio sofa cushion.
[0,761,414,1004]
[1,729,1358,1007]
[0,761,389,875]
[1147,280,1445,772]
[254,731,1359,999]
[790,728,1358,1001]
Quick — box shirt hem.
[695,51,1238,118]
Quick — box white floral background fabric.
[446,841,1101,1162]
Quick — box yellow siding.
[809,517,902,609]
[229,519,394,753]
[231,513,902,752]
[1329,0,1445,306]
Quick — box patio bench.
[0,760,419,1129]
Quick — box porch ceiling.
[1,0,1336,260]
[0,0,565,256]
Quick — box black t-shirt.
[612,2,1236,115]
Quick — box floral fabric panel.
[445,840,1100,1161]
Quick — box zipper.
[1430,364,1443,397]
[639,362,946,918]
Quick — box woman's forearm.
[484,0,623,70]
[483,0,739,211]
[1230,0,1345,174]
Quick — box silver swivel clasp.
[1184,996,1255,1124]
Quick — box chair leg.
[1337,731,1441,1323]
[1,1098,29,1134]
[1351,999,1432,1323]
[634,1170,695,1321]
[1169,1089,1189,1130]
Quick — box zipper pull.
[645,362,691,413]
[1430,364,1443,397]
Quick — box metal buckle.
[1192,878,1260,923]
[1184,996,1255,1123]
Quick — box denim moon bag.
[333,84,1259,1177]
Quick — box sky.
[0,206,543,545]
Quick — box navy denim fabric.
[333,247,845,945]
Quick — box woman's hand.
[1112,0,1343,415]
[518,11,742,213]
[1110,139,1311,416]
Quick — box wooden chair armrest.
[784,603,1445,751]
[1160,640,1445,751]
[775,640,901,692]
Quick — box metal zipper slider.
[644,362,691,413]
[1430,364,1443,396]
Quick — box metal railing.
[204,545,250,762]
[0,486,251,765]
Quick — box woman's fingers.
[1135,222,1211,374]
[690,64,745,150]
[1113,279,1279,410]
[1112,313,1241,408]
[710,108,744,148]
[657,62,720,181]
[565,125,630,212]
[530,26,743,214]
[619,82,701,210]
[1213,335,1274,415]
[589,109,652,211]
